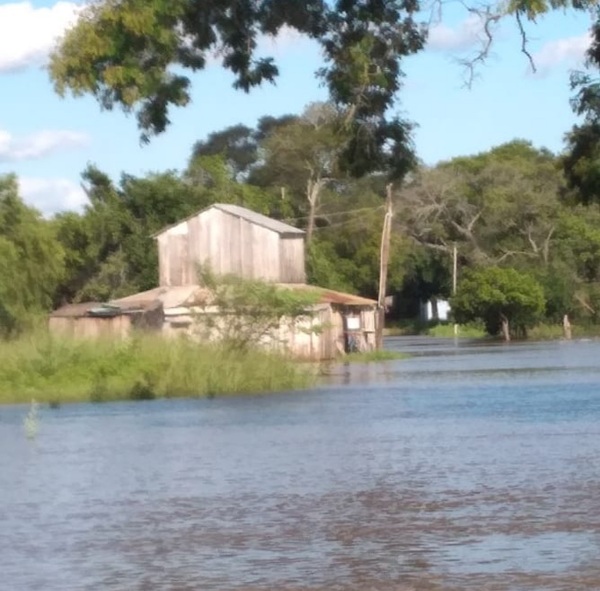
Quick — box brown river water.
[2,337,600,590]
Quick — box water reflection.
[2,338,600,590]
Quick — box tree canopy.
[48,0,598,179]
[451,267,545,339]
[49,0,427,177]
[0,176,65,336]
[9,86,600,339]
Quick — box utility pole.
[452,243,458,337]
[376,183,394,349]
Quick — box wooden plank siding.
[49,315,133,340]
[157,206,305,286]
[279,237,306,283]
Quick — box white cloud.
[428,15,487,52]
[533,33,591,72]
[0,1,82,73]
[19,177,88,215]
[259,26,310,54]
[0,2,313,74]
[0,128,89,162]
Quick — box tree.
[56,165,213,302]
[451,267,545,340]
[400,141,565,268]
[188,114,298,182]
[194,265,320,352]
[396,247,452,319]
[49,0,425,175]
[562,123,600,204]
[252,103,345,243]
[0,175,65,336]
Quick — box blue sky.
[0,0,595,214]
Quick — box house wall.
[158,303,376,361]
[49,315,133,339]
[157,208,305,286]
[279,237,306,283]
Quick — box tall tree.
[55,165,213,302]
[188,114,298,182]
[400,140,565,267]
[0,175,65,335]
[252,103,344,243]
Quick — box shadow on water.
[2,337,600,590]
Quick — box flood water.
[2,337,600,590]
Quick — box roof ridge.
[152,203,304,238]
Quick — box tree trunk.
[431,297,439,321]
[500,314,510,342]
[306,178,321,245]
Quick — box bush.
[451,267,545,339]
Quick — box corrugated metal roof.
[152,203,304,238]
[52,282,374,319]
[277,284,377,307]
[110,285,211,310]
[50,302,104,318]
[213,203,304,235]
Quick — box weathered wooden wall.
[49,315,133,339]
[158,303,376,361]
[157,207,305,286]
[280,237,306,283]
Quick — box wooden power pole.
[452,243,458,337]
[376,183,394,349]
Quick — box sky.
[0,0,596,215]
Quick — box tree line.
[4,102,600,339]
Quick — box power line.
[283,205,384,223]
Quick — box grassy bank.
[527,323,600,340]
[385,321,486,338]
[0,334,315,405]
[386,320,600,341]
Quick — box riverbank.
[0,334,316,405]
[385,320,600,340]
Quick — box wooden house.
[49,204,378,360]
[49,300,163,340]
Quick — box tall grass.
[0,333,315,405]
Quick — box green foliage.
[452,267,545,337]
[562,123,600,203]
[189,115,298,181]
[9,110,600,345]
[306,240,357,294]
[0,175,65,336]
[195,265,321,352]
[0,332,314,405]
[49,0,425,176]
[426,322,486,338]
[54,165,217,303]
[402,140,565,268]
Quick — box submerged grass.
[342,349,409,363]
[0,333,315,405]
[425,322,486,338]
[384,320,486,338]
